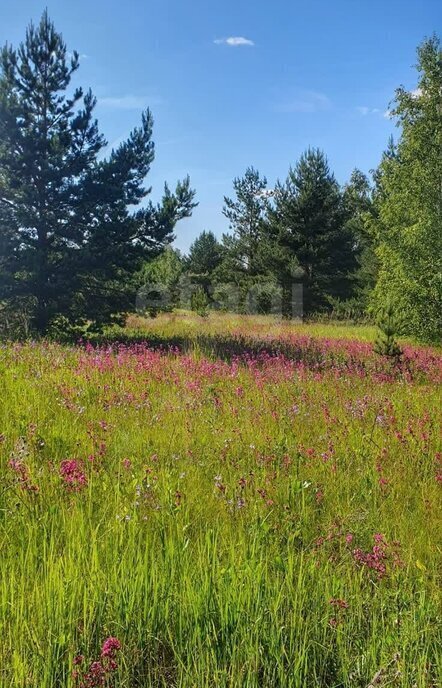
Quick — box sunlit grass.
[125,311,382,343]
[0,317,441,686]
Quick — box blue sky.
[2,1,441,251]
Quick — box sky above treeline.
[2,0,441,251]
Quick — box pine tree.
[373,303,403,364]
[271,149,357,314]
[0,11,196,334]
[185,230,224,293]
[221,167,271,282]
[190,285,209,318]
[369,36,442,342]
[342,169,377,313]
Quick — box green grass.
[0,314,441,686]
[125,311,382,342]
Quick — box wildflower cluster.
[353,534,402,579]
[73,637,121,687]
[1,320,440,685]
[60,459,87,491]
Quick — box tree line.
[0,13,440,342]
[152,37,442,343]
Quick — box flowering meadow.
[0,314,441,687]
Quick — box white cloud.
[214,36,255,47]
[275,91,331,113]
[97,95,162,110]
[383,109,392,119]
[356,106,382,116]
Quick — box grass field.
[124,312,382,343]
[0,313,441,687]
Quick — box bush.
[373,303,403,364]
[191,286,209,318]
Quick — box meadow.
[0,313,441,687]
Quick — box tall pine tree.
[271,149,357,314]
[220,167,271,283]
[0,11,196,334]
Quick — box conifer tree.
[186,231,223,277]
[271,149,357,314]
[0,11,196,334]
[342,169,377,312]
[221,167,271,282]
[184,230,224,298]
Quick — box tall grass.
[0,316,441,686]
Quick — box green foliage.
[373,303,403,363]
[369,36,442,343]
[0,297,34,339]
[46,314,89,343]
[185,230,224,299]
[0,12,196,335]
[190,285,209,317]
[270,149,358,315]
[215,156,367,318]
[245,278,283,315]
[0,14,438,347]
[140,247,183,288]
[211,282,241,313]
[342,169,377,310]
[186,231,224,276]
[219,167,272,282]
[137,247,183,316]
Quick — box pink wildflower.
[352,533,400,579]
[101,636,121,659]
[73,637,121,687]
[60,459,87,491]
